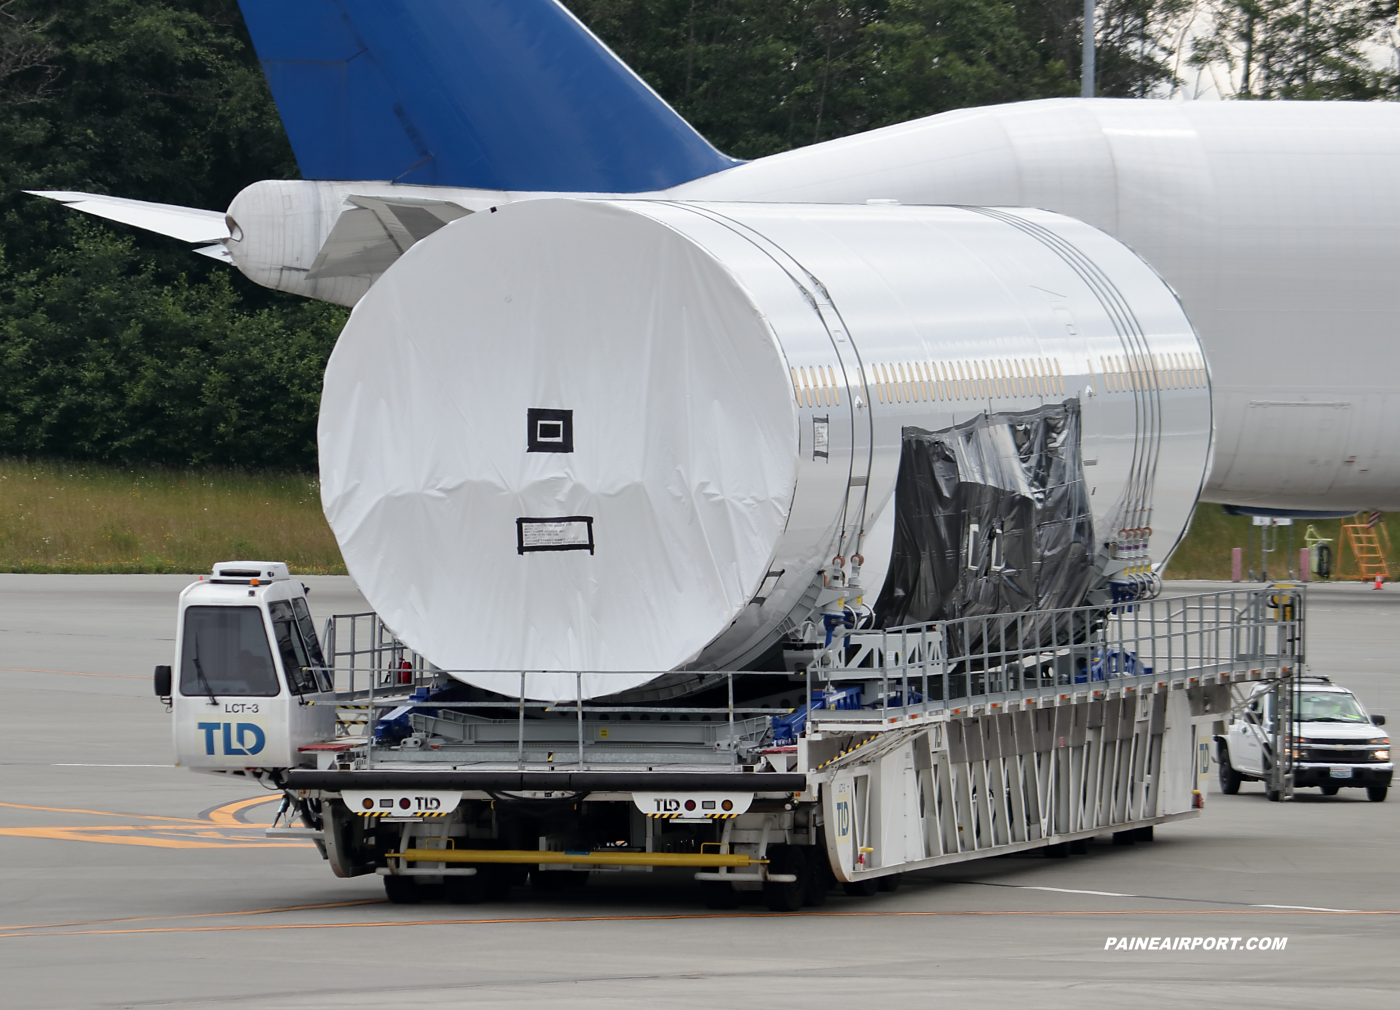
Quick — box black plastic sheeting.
[874,400,1094,629]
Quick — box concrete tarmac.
[0,575,1395,1009]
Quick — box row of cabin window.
[788,357,1067,409]
[1099,352,1206,392]
[789,351,1208,409]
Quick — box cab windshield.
[180,606,279,697]
[1297,691,1369,724]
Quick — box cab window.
[268,600,321,694]
[180,606,279,697]
[291,597,333,692]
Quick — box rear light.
[684,799,696,812]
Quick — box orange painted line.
[205,795,280,826]
[0,666,143,680]
[0,826,309,849]
[2,899,386,933]
[0,802,206,824]
[3,907,1397,939]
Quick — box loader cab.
[167,561,336,772]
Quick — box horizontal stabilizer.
[26,191,229,244]
[237,0,740,192]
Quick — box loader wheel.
[1266,788,1282,802]
[701,881,741,909]
[842,878,880,898]
[442,871,485,904]
[482,866,519,901]
[804,848,834,907]
[382,875,422,904]
[877,872,903,892]
[1218,747,1242,795]
[762,845,808,913]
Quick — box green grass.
[1163,503,1396,582]
[1,456,1391,582]
[0,457,345,575]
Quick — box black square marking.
[527,408,573,453]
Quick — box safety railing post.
[576,672,585,770]
[517,672,526,770]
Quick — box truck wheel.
[1367,786,1388,802]
[762,845,808,913]
[701,880,742,909]
[804,848,833,907]
[1218,748,1242,795]
[842,879,880,897]
[877,872,903,892]
[482,866,518,901]
[1266,788,1281,802]
[1320,786,1339,796]
[382,875,422,904]
[442,872,485,904]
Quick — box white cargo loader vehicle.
[155,199,1307,909]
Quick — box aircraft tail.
[237,0,740,192]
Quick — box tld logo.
[196,722,266,756]
[653,798,681,812]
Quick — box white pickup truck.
[1216,678,1391,802]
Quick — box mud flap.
[322,800,376,877]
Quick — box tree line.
[0,0,1394,470]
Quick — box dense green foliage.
[0,0,342,469]
[0,1,1393,470]
[563,0,1195,158]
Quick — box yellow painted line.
[1,899,386,934]
[3,907,1396,939]
[0,666,144,680]
[0,826,310,849]
[0,802,206,824]
[205,796,280,826]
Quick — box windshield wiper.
[193,639,219,706]
[1305,716,1364,723]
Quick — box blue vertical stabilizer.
[238,0,740,191]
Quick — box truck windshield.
[1298,691,1370,724]
[180,606,279,697]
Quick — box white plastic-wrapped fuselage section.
[319,200,1211,700]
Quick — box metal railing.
[806,584,1304,728]
[309,585,1304,772]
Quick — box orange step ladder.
[1337,513,1391,582]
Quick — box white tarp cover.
[320,199,798,700]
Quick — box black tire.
[442,871,485,904]
[383,875,422,904]
[1266,788,1281,802]
[1367,786,1388,802]
[701,880,742,909]
[842,878,880,897]
[762,845,808,913]
[1047,841,1072,856]
[804,847,833,907]
[1111,832,1135,846]
[1320,786,1340,796]
[531,870,587,891]
[1218,746,1242,795]
[482,866,519,901]
[1068,838,1090,855]
[876,872,903,892]
[1133,826,1154,843]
